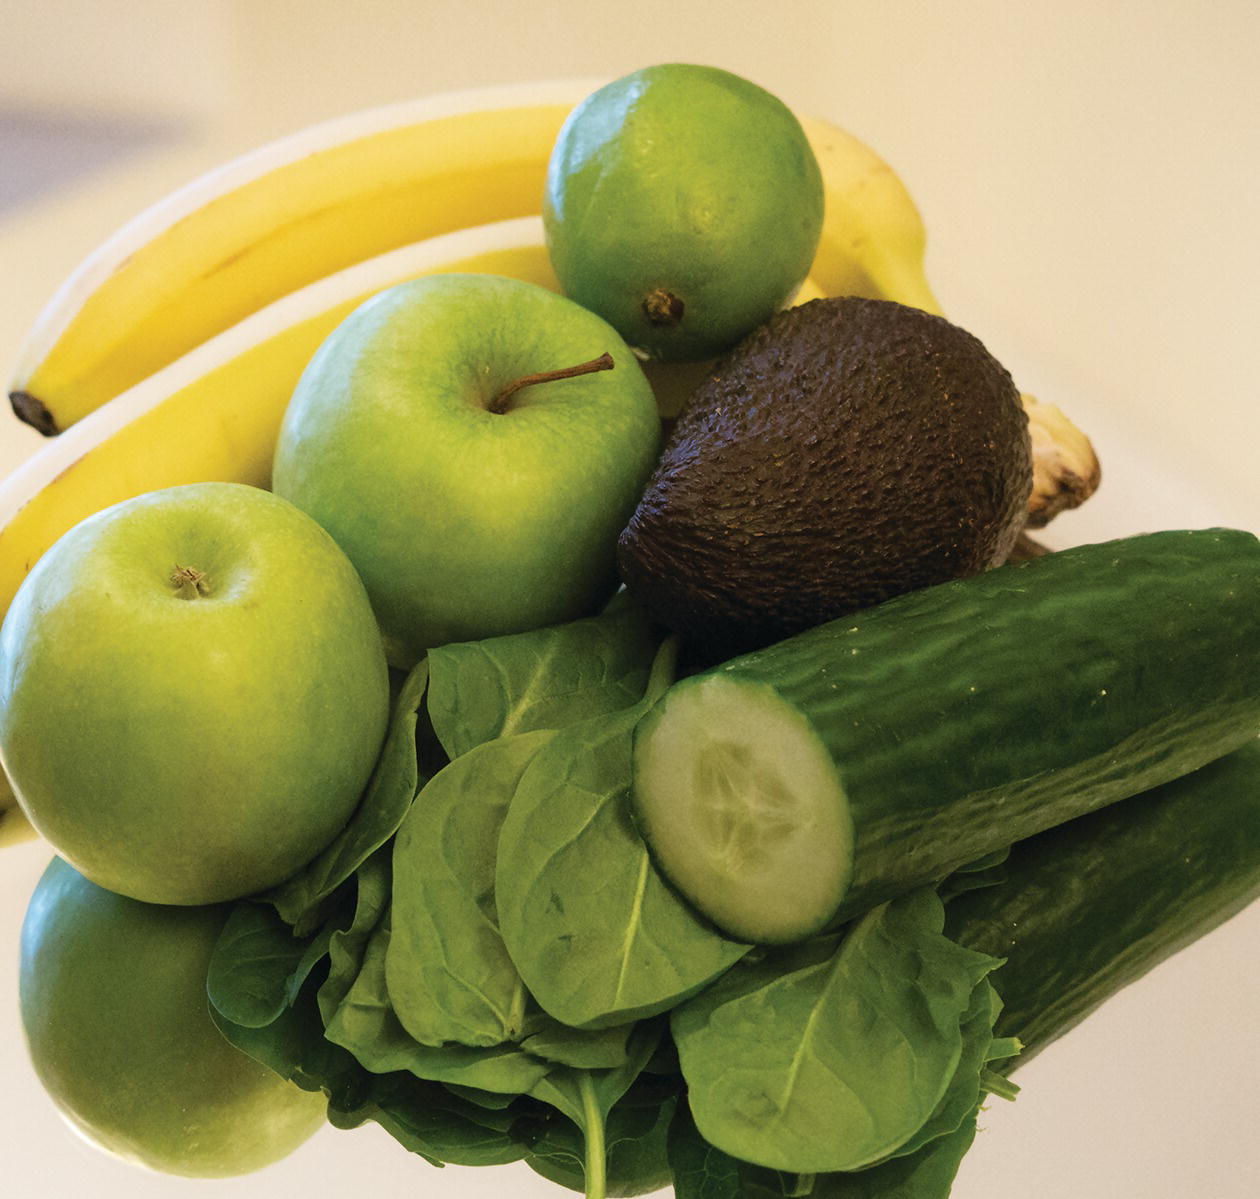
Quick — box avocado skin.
[616,296,1033,662]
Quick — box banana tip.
[10,390,60,437]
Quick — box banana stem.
[9,390,59,437]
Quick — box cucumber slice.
[633,675,853,945]
[632,529,1260,944]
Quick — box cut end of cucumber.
[631,673,853,944]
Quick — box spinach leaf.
[207,900,332,1029]
[519,1017,639,1071]
[266,658,430,933]
[667,1098,743,1199]
[325,912,556,1096]
[315,1053,542,1169]
[445,1083,521,1111]
[326,904,670,1186]
[352,1073,534,1168]
[387,728,558,1047]
[526,1019,661,1129]
[317,846,392,1023]
[980,1034,1022,1101]
[209,972,373,1117]
[809,1105,981,1199]
[671,890,1003,1174]
[495,654,750,1030]
[741,1170,819,1198]
[526,1088,677,1196]
[525,1021,663,1198]
[867,980,1006,1166]
[642,1033,682,1079]
[215,993,530,1170]
[209,920,538,1170]
[668,1098,819,1199]
[426,593,658,759]
[938,845,1010,903]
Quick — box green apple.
[0,482,390,905]
[271,272,661,667]
[20,856,327,1177]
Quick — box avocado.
[615,296,1033,661]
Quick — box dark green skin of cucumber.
[944,736,1260,1067]
[704,529,1260,930]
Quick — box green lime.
[544,64,824,362]
[19,858,327,1177]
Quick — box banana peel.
[8,85,942,440]
[0,769,37,848]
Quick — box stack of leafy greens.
[205,592,1260,1199]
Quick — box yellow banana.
[0,769,36,848]
[8,81,937,436]
[798,116,941,317]
[6,82,588,435]
[0,218,562,620]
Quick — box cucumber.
[778,744,1260,1199]
[945,735,1260,1065]
[631,529,1260,943]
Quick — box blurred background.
[2,3,1258,1197]
[3,1,1258,515]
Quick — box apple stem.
[488,352,615,414]
[170,565,210,599]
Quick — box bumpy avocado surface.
[616,296,1033,661]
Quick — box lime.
[544,64,824,362]
[19,858,327,1177]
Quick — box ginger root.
[1022,394,1102,528]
